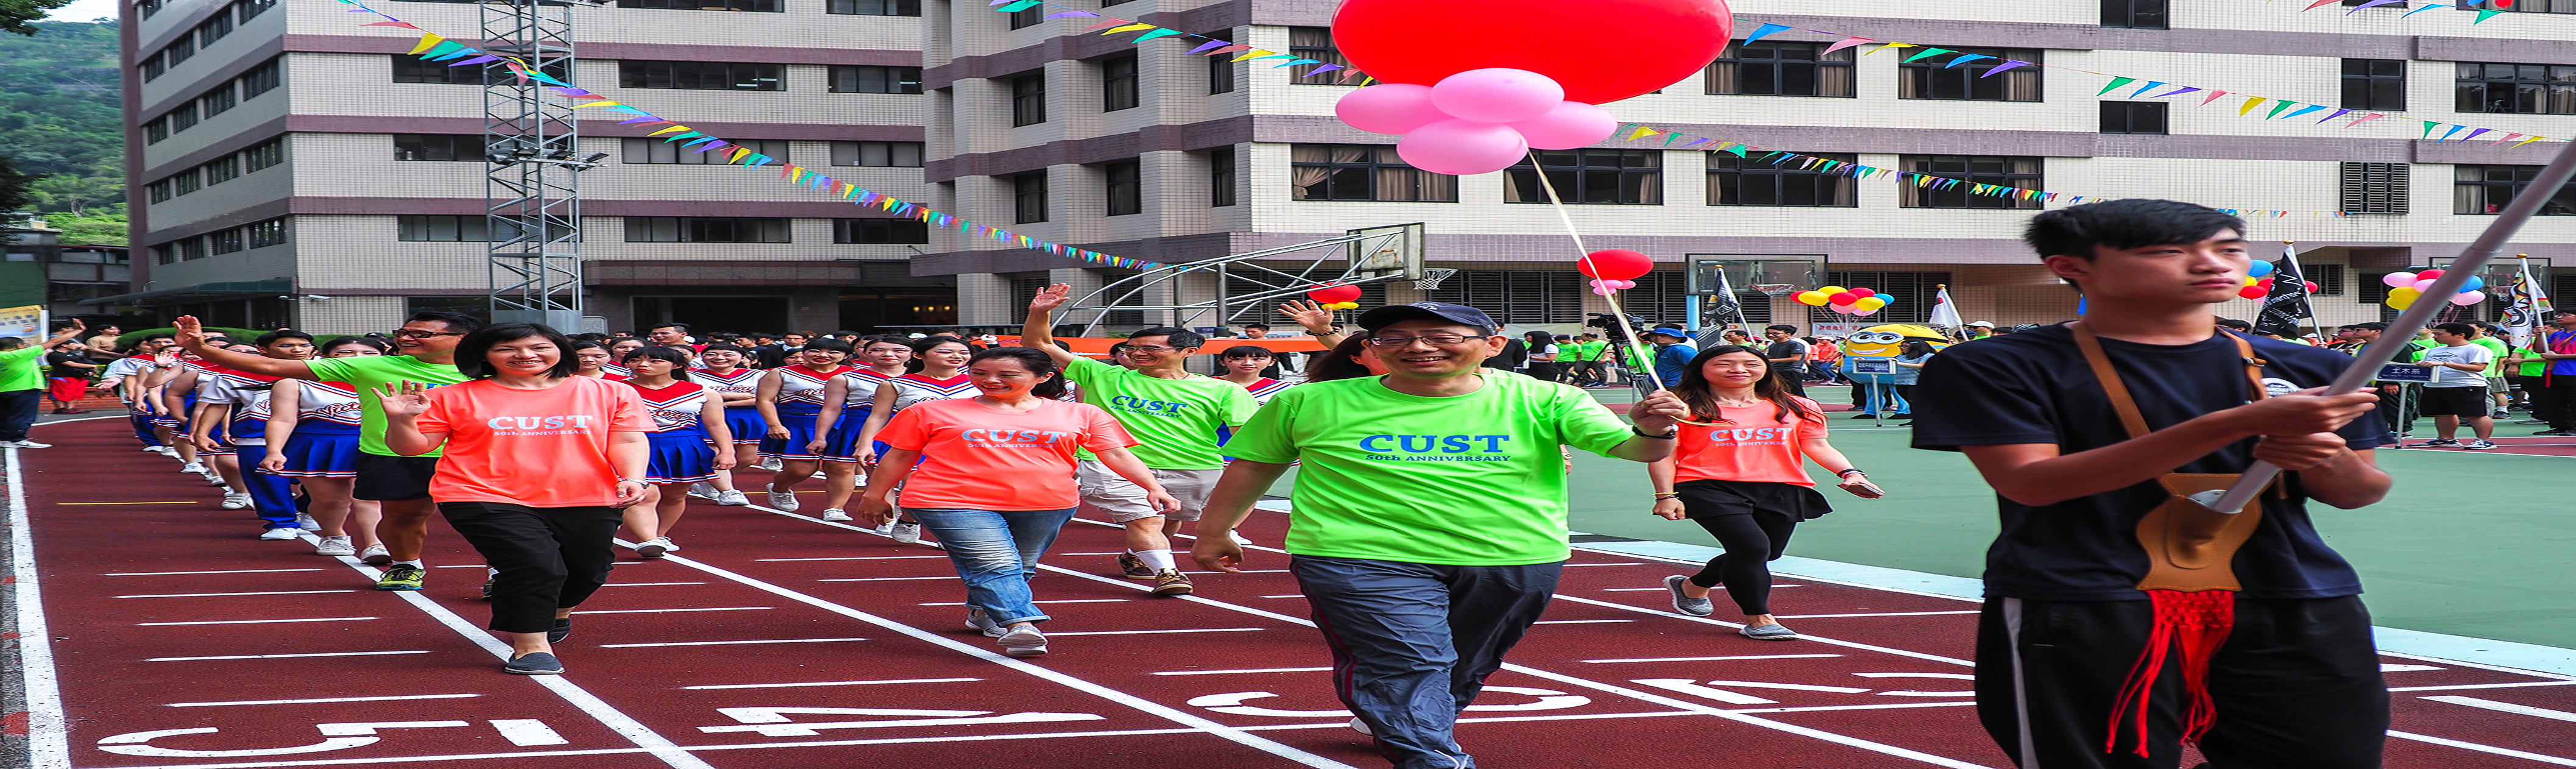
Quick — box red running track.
[9,416,2576,768]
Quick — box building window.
[2102,0,2168,27]
[199,84,238,118]
[1012,172,1049,223]
[828,0,919,14]
[624,217,792,243]
[242,136,285,171]
[2341,58,2407,110]
[1290,144,1458,202]
[2465,0,2575,12]
[196,13,233,47]
[142,53,165,82]
[177,238,207,261]
[1898,155,2044,208]
[145,118,169,144]
[1103,160,1142,216]
[202,155,240,186]
[2455,62,2576,115]
[162,37,194,68]
[1899,48,2042,101]
[399,215,488,241]
[235,0,275,22]
[1209,146,1236,207]
[2455,165,2576,214]
[147,179,174,203]
[1426,271,1585,324]
[829,65,922,94]
[237,58,281,99]
[1708,151,1856,207]
[245,218,289,248]
[392,56,563,85]
[2100,101,2168,133]
[1008,4,1040,27]
[167,102,199,133]
[172,169,202,196]
[2340,162,2409,214]
[209,229,244,255]
[150,244,173,263]
[624,137,788,165]
[2302,263,2349,296]
[140,0,161,19]
[618,60,784,91]
[617,0,780,10]
[1100,54,1138,112]
[1010,73,1046,126]
[395,134,484,161]
[830,141,923,167]
[1206,30,1236,93]
[1287,27,1353,85]
[1506,149,1663,205]
[1704,41,1855,97]
[832,219,929,244]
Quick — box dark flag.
[2255,253,2309,337]
[1702,269,1742,330]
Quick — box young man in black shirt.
[1760,324,1810,398]
[1909,199,2391,768]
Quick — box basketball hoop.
[1415,268,1458,290]
[1750,283,1797,296]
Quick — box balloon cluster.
[1796,286,1892,316]
[1336,69,1619,176]
[1306,283,1363,310]
[2378,269,2486,310]
[2233,261,2322,300]
[1576,249,1654,295]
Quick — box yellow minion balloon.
[1840,324,1953,357]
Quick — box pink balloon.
[1855,308,1877,317]
[1336,83,1450,135]
[1592,286,1617,296]
[1429,68,1565,124]
[2412,279,2437,292]
[1510,102,1618,150]
[2451,289,2488,306]
[2380,272,2416,288]
[1396,119,1530,175]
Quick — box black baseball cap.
[1356,302,1499,335]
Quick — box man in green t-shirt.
[1022,284,1257,597]
[177,312,476,591]
[2465,322,2514,419]
[1191,301,1686,769]
[1562,332,1608,386]
[0,319,88,448]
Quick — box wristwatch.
[1632,424,1677,439]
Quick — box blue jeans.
[231,445,300,530]
[908,506,1076,626]
[1292,555,1563,769]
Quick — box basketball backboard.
[1686,255,1825,296]
[1347,222,1426,280]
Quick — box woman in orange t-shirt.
[858,347,1177,658]
[378,322,653,676]
[1645,345,1884,642]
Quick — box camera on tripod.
[1585,313,1646,336]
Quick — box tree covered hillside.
[0,19,126,243]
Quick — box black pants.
[1893,384,1918,417]
[1686,514,1797,615]
[1292,555,1560,769]
[1975,595,2387,769]
[440,501,621,633]
[0,388,38,442]
[2533,375,2576,431]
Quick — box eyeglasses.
[387,330,468,339]
[1123,345,1183,353]
[1365,334,1478,347]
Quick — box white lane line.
[1730,701,1980,714]
[1237,711,1697,730]
[575,606,776,614]
[137,616,377,626]
[1534,619,1634,625]
[1549,594,1975,667]
[1060,551,1128,556]
[919,599,1130,606]
[116,589,363,598]
[684,677,983,690]
[104,567,325,576]
[81,727,1213,769]
[1259,594,1306,598]
[169,693,480,707]
[148,650,432,662]
[5,447,70,769]
[2383,664,2446,672]
[2422,695,2576,723]
[1045,628,1267,637]
[1583,654,1843,664]
[600,637,869,648]
[1775,611,1983,618]
[2392,680,2576,692]
[491,719,570,746]
[597,582,708,587]
[817,575,958,582]
[2389,729,2576,767]
[1561,562,1646,567]
[1704,679,1874,693]
[755,555,949,562]
[1601,585,1799,591]
[1152,667,1334,676]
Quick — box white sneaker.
[1231,529,1254,547]
[873,519,894,535]
[892,520,922,544]
[0,440,51,448]
[141,445,165,452]
[1348,717,1373,735]
[635,537,671,558]
[714,489,750,506]
[819,508,852,522]
[258,527,301,540]
[997,624,1047,657]
[768,487,800,511]
[688,482,716,499]
[756,456,782,472]
[296,513,319,530]
[660,537,679,552]
[180,462,207,474]
[314,535,356,556]
[219,493,252,509]
[153,446,178,456]
[358,543,392,565]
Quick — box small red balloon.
[2305,282,2321,292]
[1576,249,1654,280]
[1307,283,1363,305]
[1828,291,1859,305]
[2238,286,2268,299]
[2258,277,2274,286]
[1332,0,1733,105]
[1849,288,1877,299]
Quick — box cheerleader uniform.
[277,381,364,478]
[819,368,896,463]
[760,364,852,461]
[189,366,238,456]
[699,367,766,445]
[204,372,298,529]
[158,360,210,441]
[1242,377,1293,406]
[635,382,719,484]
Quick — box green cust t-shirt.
[0,346,45,392]
[2471,337,2510,378]
[1569,340,1608,362]
[1062,356,1257,470]
[306,355,469,456]
[1223,372,1637,566]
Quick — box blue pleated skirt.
[646,429,720,484]
[277,422,362,478]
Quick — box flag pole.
[2283,242,2329,344]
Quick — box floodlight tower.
[482,0,602,329]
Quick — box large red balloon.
[1576,249,1655,280]
[1307,283,1364,304]
[1332,0,1733,105]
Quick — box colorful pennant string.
[2307,0,2557,23]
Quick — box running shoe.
[715,489,750,506]
[179,461,206,474]
[2516,419,2549,425]
[1151,569,1195,597]
[635,537,671,559]
[1739,623,1800,640]
[968,609,1003,637]
[996,624,1047,657]
[756,456,782,472]
[152,446,177,456]
[481,573,496,600]
[1117,553,1155,578]
[2415,438,2460,448]
[295,513,319,530]
[504,652,564,675]
[314,536,356,556]
[768,487,800,511]
[375,564,426,591]
[660,538,680,552]
[2494,408,2514,419]
[891,520,922,544]
[141,445,165,452]
[219,493,252,509]
[2463,439,2499,450]
[0,439,51,448]
[359,544,392,565]
[205,473,229,486]
[1230,529,1253,547]
[1663,575,1714,617]
[548,618,573,643]
[688,482,716,499]
[258,526,302,540]
[819,508,852,522]
[1348,717,1373,736]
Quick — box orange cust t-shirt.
[414,377,654,508]
[1672,397,1829,487]
[878,398,1138,511]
